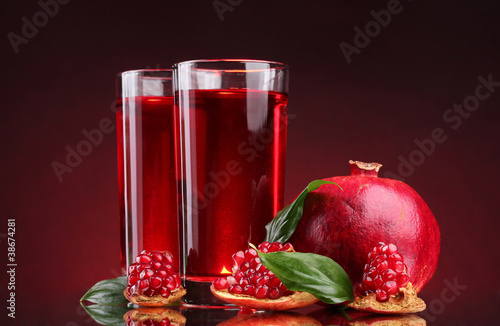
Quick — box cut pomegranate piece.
[349,243,426,314]
[124,250,186,306]
[211,242,318,311]
[123,307,186,326]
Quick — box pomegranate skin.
[290,161,440,293]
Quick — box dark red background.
[1,0,499,325]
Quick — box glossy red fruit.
[124,251,186,306]
[211,242,318,311]
[290,160,440,293]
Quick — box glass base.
[181,278,235,307]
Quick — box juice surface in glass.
[179,89,287,280]
[117,95,179,274]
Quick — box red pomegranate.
[290,160,440,293]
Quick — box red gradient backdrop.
[1,0,499,325]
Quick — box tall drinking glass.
[174,59,289,305]
[116,70,179,274]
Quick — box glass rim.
[173,59,288,72]
[117,69,172,78]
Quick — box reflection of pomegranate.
[218,311,322,326]
[290,161,440,293]
[123,307,186,326]
[211,242,318,310]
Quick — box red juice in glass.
[177,88,287,304]
[117,78,179,274]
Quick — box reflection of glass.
[218,311,321,325]
[309,308,427,326]
[124,307,186,326]
[174,60,289,306]
[180,307,238,326]
[116,70,179,275]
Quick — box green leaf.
[80,276,128,305]
[265,180,341,243]
[250,244,354,304]
[81,303,129,326]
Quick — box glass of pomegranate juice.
[116,70,179,275]
[173,59,289,305]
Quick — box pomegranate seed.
[173,274,181,287]
[376,260,389,273]
[227,276,237,285]
[258,242,270,251]
[143,288,156,297]
[268,287,282,299]
[151,251,163,261]
[383,281,399,295]
[382,269,396,282]
[234,271,244,282]
[160,319,170,326]
[397,272,410,287]
[267,271,275,278]
[128,273,138,286]
[143,319,154,326]
[255,285,269,299]
[255,275,270,287]
[162,252,174,264]
[140,250,151,255]
[388,253,403,261]
[250,257,261,269]
[138,279,149,290]
[213,277,230,290]
[245,248,258,261]
[164,276,177,290]
[363,276,375,290]
[244,284,256,296]
[269,242,283,252]
[140,269,155,280]
[136,254,153,264]
[137,263,152,273]
[249,272,261,284]
[156,268,168,278]
[229,284,244,294]
[283,243,294,251]
[159,287,171,298]
[240,262,251,272]
[256,264,267,274]
[375,289,389,302]
[128,265,137,274]
[152,260,162,270]
[367,267,377,279]
[245,269,256,277]
[232,251,245,269]
[150,277,163,289]
[269,276,281,288]
[390,260,405,273]
[239,278,250,287]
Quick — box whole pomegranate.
[290,160,440,293]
